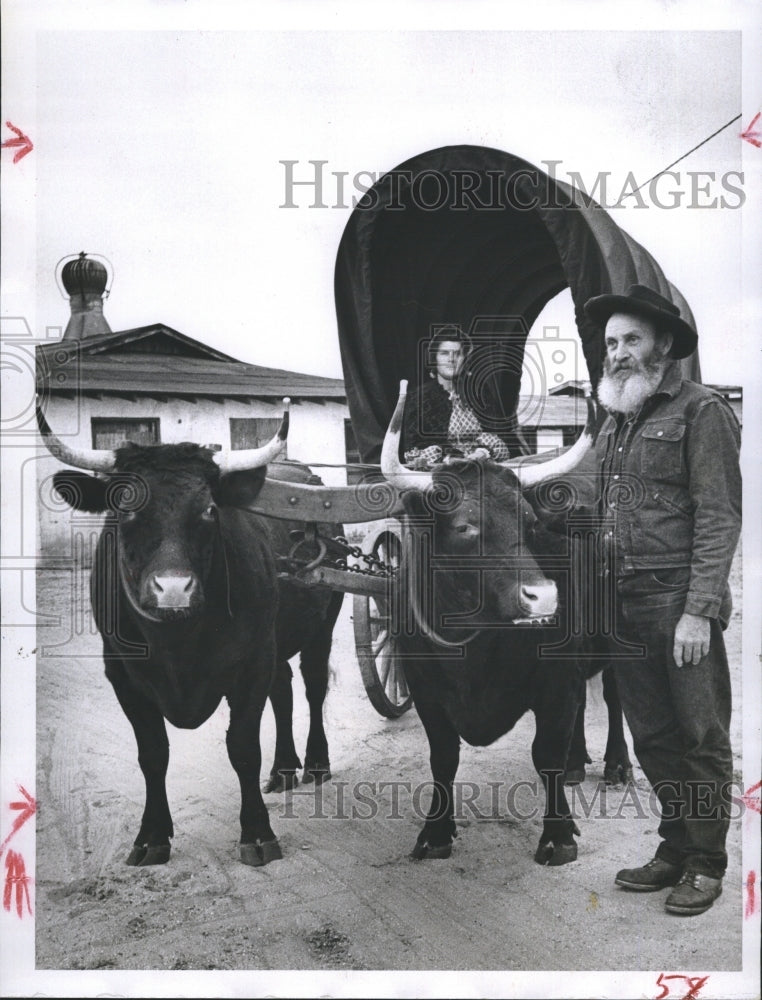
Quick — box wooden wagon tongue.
[250,474,405,523]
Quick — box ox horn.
[213,398,290,473]
[380,381,434,491]
[36,403,117,472]
[498,392,596,490]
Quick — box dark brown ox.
[262,460,345,793]
[39,406,290,867]
[379,381,601,865]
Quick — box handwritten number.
[655,974,709,1000]
[685,977,709,1000]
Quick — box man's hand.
[465,447,490,461]
[673,612,711,668]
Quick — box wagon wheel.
[353,530,412,718]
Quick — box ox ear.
[52,471,109,512]
[214,467,268,508]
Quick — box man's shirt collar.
[653,361,684,400]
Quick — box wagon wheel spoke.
[390,660,409,702]
[395,668,410,701]
[372,628,390,658]
[378,646,394,687]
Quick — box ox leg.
[265,660,302,793]
[564,684,592,786]
[227,659,281,867]
[410,694,460,860]
[105,660,173,866]
[299,621,336,785]
[602,669,634,786]
[533,668,583,867]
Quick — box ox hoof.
[302,762,331,785]
[240,838,283,867]
[410,840,453,860]
[126,843,171,867]
[604,764,635,787]
[534,841,578,867]
[264,770,299,794]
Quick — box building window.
[91,418,160,449]
[229,417,287,458]
[344,419,363,485]
[536,428,565,453]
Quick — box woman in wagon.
[402,325,513,468]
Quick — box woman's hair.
[425,325,470,368]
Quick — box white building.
[36,254,350,555]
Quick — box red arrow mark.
[1,121,34,163]
[740,112,762,149]
[741,780,761,815]
[745,871,759,919]
[0,784,36,856]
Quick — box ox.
[262,460,344,793]
[379,382,606,866]
[566,668,633,786]
[523,450,633,790]
[39,405,298,867]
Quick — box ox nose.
[148,574,199,609]
[519,579,558,617]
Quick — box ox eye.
[453,522,479,540]
[201,505,217,521]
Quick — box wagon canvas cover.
[335,144,701,464]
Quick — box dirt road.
[33,551,745,982]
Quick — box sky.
[2,23,756,390]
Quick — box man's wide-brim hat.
[584,284,698,360]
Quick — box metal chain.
[332,535,397,577]
[285,532,397,578]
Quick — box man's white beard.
[597,353,670,415]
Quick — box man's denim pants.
[608,568,733,878]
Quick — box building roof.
[72,324,241,362]
[36,325,346,402]
[36,324,741,422]
[517,394,590,428]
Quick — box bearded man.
[583,284,741,916]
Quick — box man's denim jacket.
[595,364,741,620]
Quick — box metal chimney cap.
[61,252,109,297]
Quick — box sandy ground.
[33,546,744,984]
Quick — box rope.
[622,114,742,197]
